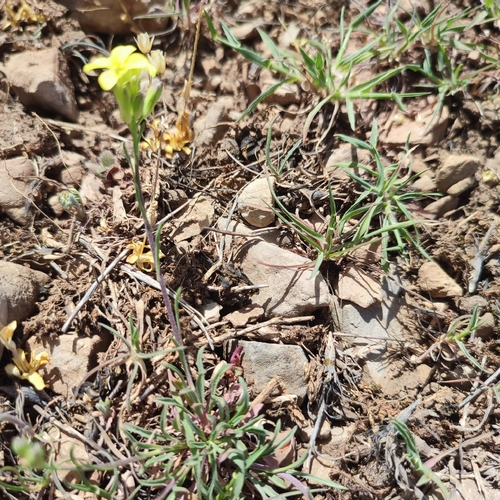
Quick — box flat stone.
[412,176,437,192]
[446,176,476,196]
[238,177,275,228]
[425,195,458,218]
[225,305,264,328]
[436,154,481,192]
[0,156,36,225]
[171,196,214,242]
[194,96,233,148]
[418,261,463,298]
[336,265,382,309]
[5,48,78,122]
[339,274,407,395]
[234,240,331,318]
[0,261,50,324]
[239,340,309,404]
[27,333,110,398]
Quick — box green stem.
[129,125,185,353]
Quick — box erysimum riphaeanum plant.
[83,43,182,345]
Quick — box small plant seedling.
[392,419,450,500]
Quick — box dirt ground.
[1,0,500,499]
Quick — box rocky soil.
[1,0,500,499]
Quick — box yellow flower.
[1,320,50,391]
[126,240,164,272]
[5,349,50,391]
[83,45,157,91]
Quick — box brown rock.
[60,151,87,186]
[477,312,495,339]
[5,48,78,122]
[325,144,371,181]
[238,177,275,228]
[446,176,476,196]
[412,176,437,192]
[235,240,331,318]
[171,196,214,242]
[260,70,300,107]
[0,156,36,225]
[225,305,264,328]
[46,425,92,482]
[425,195,458,218]
[380,104,449,146]
[436,154,481,192]
[54,0,169,35]
[0,261,50,324]
[194,97,234,148]
[418,261,463,298]
[336,265,382,309]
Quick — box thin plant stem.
[129,127,183,348]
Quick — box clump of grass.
[205,0,423,131]
[332,120,436,270]
[265,119,435,275]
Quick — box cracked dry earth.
[2,0,500,499]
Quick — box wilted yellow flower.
[142,112,194,159]
[5,349,50,391]
[83,45,157,91]
[148,50,166,74]
[126,240,165,272]
[136,33,154,54]
[1,320,50,391]
[163,112,194,157]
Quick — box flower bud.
[136,33,154,54]
[148,50,166,75]
[142,78,162,119]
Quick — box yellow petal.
[0,321,17,350]
[5,363,20,378]
[126,53,157,76]
[83,56,112,73]
[109,45,137,64]
[137,255,154,272]
[13,348,30,373]
[98,69,119,91]
[126,254,139,264]
[33,351,50,368]
[26,372,47,391]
